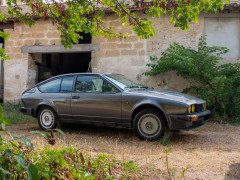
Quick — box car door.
[71,75,122,123]
[38,76,75,120]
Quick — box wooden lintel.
[21,44,99,53]
[0,23,14,29]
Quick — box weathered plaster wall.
[4,20,61,102]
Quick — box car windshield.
[104,74,148,89]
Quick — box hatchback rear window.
[39,78,61,93]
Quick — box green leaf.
[29,131,41,134]
[4,149,12,157]
[21,136,34,149]
[14,154,26,168]
[1,117,11,126]
[41,171,50,180]
[27,163,40,180]
[54,129,65,135]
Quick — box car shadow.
[60,123,138,141]
[224,163,240,180]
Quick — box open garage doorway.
[37,52,91,82]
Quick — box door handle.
[72,96,80,99]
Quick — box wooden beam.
[21,44,99,53]
[0,23,14,29]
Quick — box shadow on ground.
[224,163,240,180]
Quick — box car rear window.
[60,76,74,93]
[39,78,61,93]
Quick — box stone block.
[23,40,35,46]
[134,42,144,49]
[46,32,61,38]
[121,49,137,56]
[100,43,117,50]
[32,33,45,38]
[147,41,152,52]
[15,40,23,46]
[139,50,145,56]
[105,50,120,57]
[124,36,139,42]
[117,43,132,48]
[49,39,61,45]
[5,40,14,46]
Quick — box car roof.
[34,73,120,87]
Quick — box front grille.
[195,104,205,112]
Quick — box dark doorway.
[38,52,91,82]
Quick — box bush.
[145,36,240,122]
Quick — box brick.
[139,50,145,56]
[105,50,120,57]
[131,58,145,66]
[117,43,132,48]
[134,43,144,49]
[121,49,137,56]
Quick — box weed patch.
[2,103,35,124]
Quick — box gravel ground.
[6,121,240,180]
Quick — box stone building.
[0,0,239,102]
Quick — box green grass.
[1,102,36,124]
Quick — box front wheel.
[133,109,166,141]
[38,106,58,130]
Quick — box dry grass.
[5,121,240,180]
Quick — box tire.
[38,106,58,130]
[133,109,166,141]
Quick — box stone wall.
[4,20,61,102]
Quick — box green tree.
[0,0,230,60]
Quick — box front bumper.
[168,110,211,130]
[19,107,34,117]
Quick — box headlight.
[188,105,195,113]
[192,105,195,112]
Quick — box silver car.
[20,73,211,141]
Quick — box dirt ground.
[6,121,240,180]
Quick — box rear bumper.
[168,110,211,130]
[19,107,34,117]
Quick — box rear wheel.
[133,109,166,141]
[38,106,58,130]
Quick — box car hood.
[125,89,205,104]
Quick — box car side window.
[39,78,61,93]
[60,76,74,93]
[75,75,117,93]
